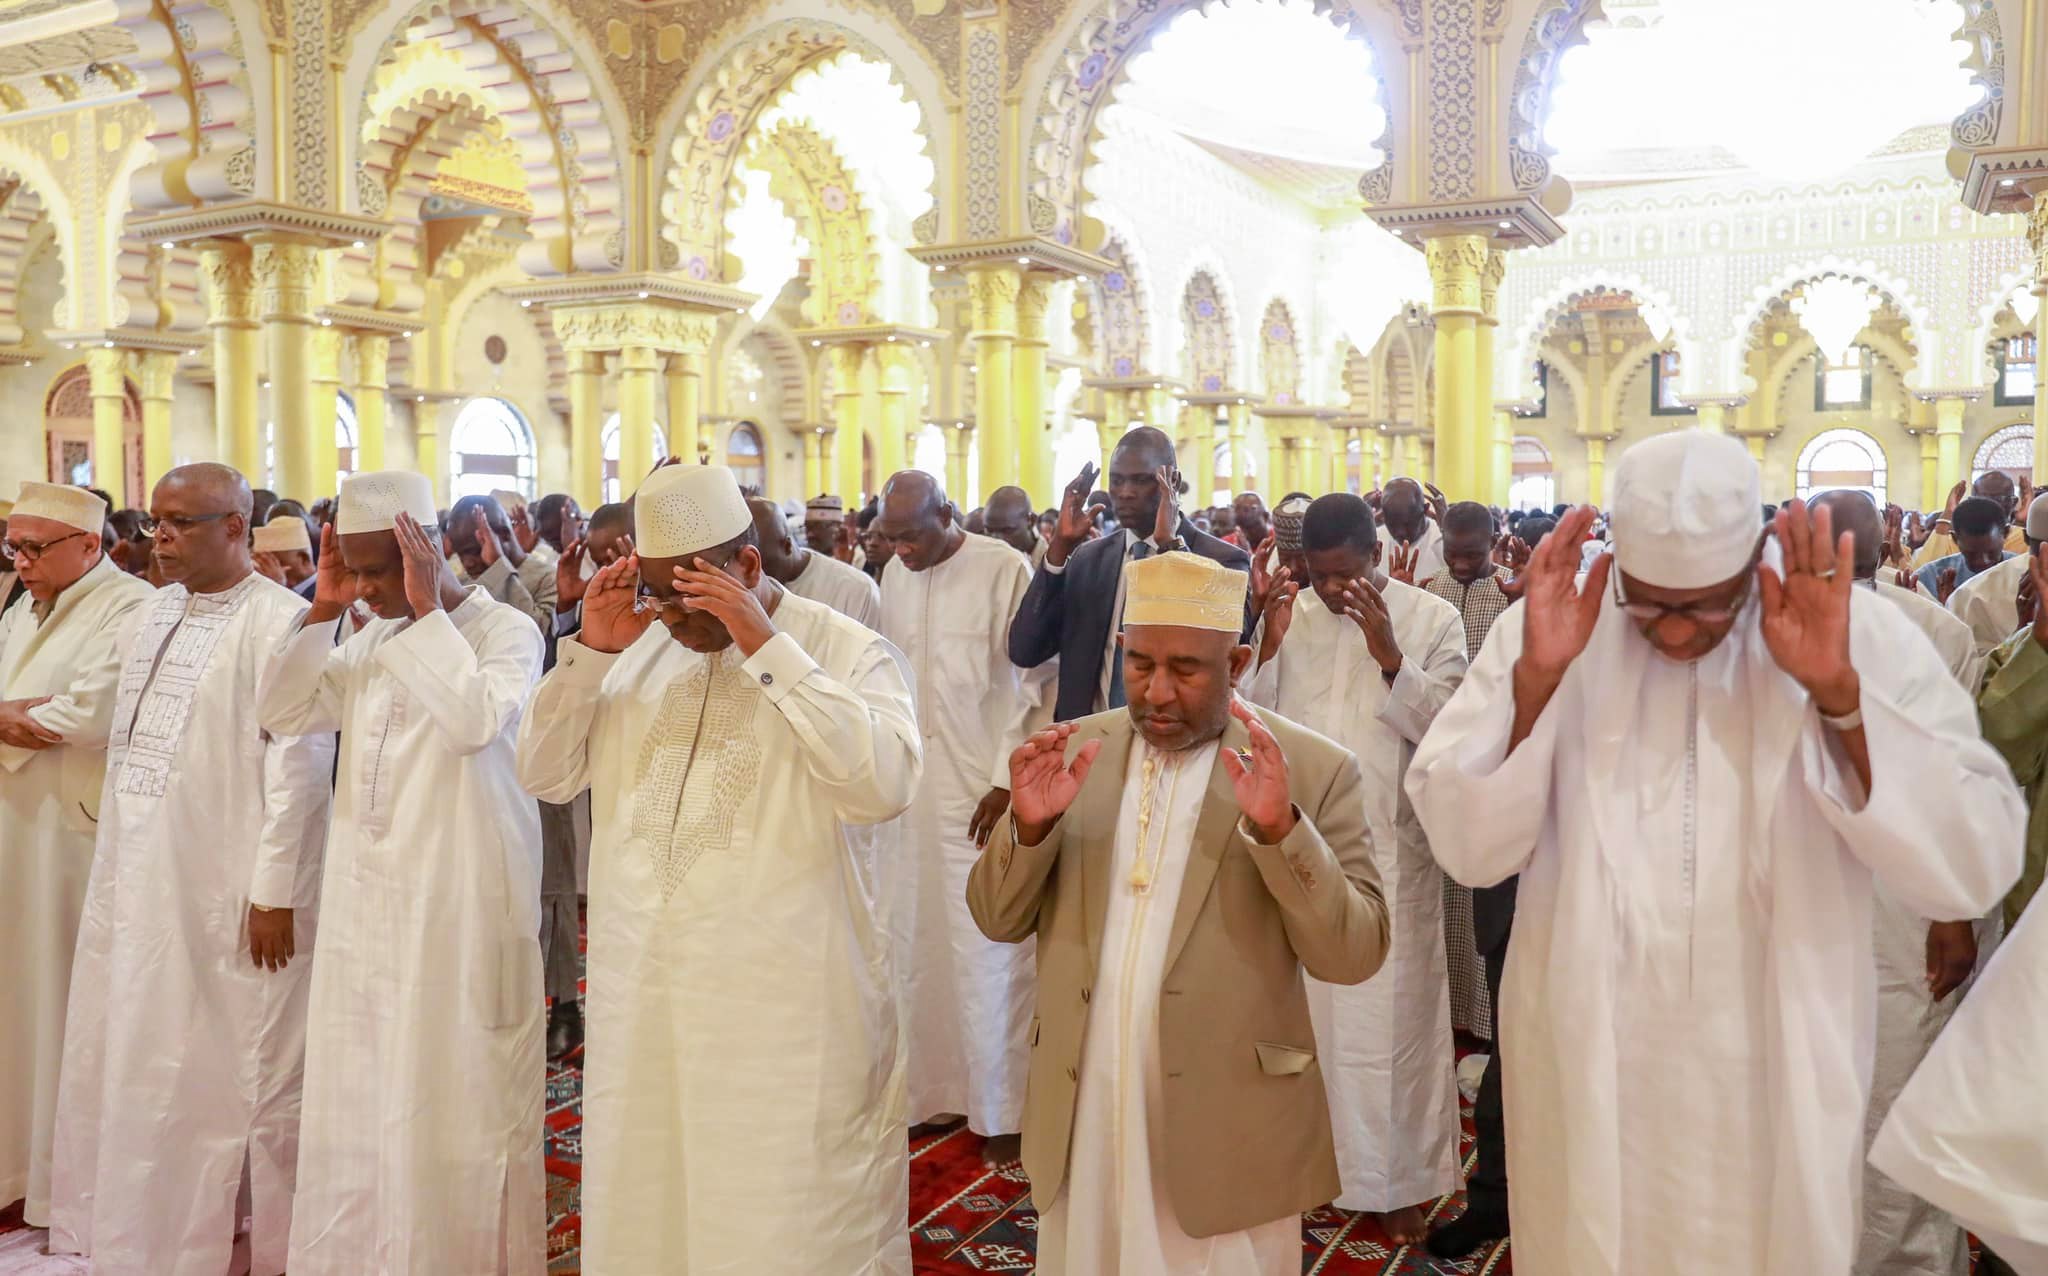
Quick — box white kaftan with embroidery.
[516,591,922,1274]
[49,574,333,1276]
[1246,579,1467,1212]
[0,556,154,1226]
[880,534,1052,1134]
[1036,740,1297,1276]
[257,587,545,1276]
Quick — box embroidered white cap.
[336,470,437,536]
[635,464,750,559]
[1609,429,1762,590]
[252,518,311,554]
[12,481,107,535]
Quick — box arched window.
[335,393,358,492]
[1509,436,1556,511]
[1796,427,1887,502]
[450,398,537,501]
[727,422,766,494]
[601,415,671,504]
[1974,422,2034,486]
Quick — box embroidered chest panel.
[111,581,258,798]
[630,651,764,900]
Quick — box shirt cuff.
[248,863,298,911]
[1042,557,1066,576]
[1235,810,1301,848]
[553,635,620,687]
[740,630,818,704]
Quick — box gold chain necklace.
[1128,745,1186,892]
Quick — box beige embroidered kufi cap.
[1124,550,1246,633]
[252,518,311,554]
[12,481,107,535]
[336,471,437,535]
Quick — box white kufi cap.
[12,481,107,535]
[1609,430,1762,589]
[635,464,750,559]
[336,470,437,535]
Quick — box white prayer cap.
[2027,492,2048,541]
[1608,430,1761,590]
[635,464,750,559]
[490,488,526,514]
[12,481,107,535]
[251,518,310,554]
[336,470,437,536]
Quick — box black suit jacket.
[1006,516,1253,722]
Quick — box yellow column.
[309,325,342,496]
[1695,402,1729,433]
[1264,420,1286,495]
[135,350,176,495]
[968,267,1020,499]
[1584,436,1608,506]
[253,236,322,501]
[1478,248,1506,504]
[1226,403,1250,497]
[1400,431,1423,479]
[87,347,129,507]
[877,347,910,482]
[1745,435,1766,462]
[1329,426,1348,493]
[1492,410,1514,505]
[1919,429,1941,512]
[200,241,261,476]
[800,430,824,495]
[831,344,869,502]
[667,352,703,465]
[1934,396,1969,496]
[1014,273,1053,503]
[567,350,605,507]
[618,345,661,498]
[946,426,972,500]
[1425,233,1489,502]
[350,332,390,472]
[416,402,443,506]
[1100,389,1128,474]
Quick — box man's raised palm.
[1517,505,1608,680]
[1009,724,1101,838]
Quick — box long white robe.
[1945,552,2029,663]
[1406,588,2024,1276]
[516,592,921,1275]
[1856,580,1999,1276]
[0,556,154,1224]
[257,587,546,1276]
[879,535,1052,1134]
[49,574,334,1276]
[1871,890,2048,1275]
[787,550,883,628]
[1245,580,1467,1212]
[1038,738,1297,1276]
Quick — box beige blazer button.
[1081,986,1091,1003]
[1066,1064,1078,1081]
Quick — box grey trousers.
[539,794,584,1006]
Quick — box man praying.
[447,492,551,634]
[983,485,1046,567]
[1378,478,1445,585]
[752,494,881,626]
[1913,495,2013,603]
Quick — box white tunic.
[1945,552,2029,663]
[879,535,1052,1134]
[49,574,333,1276]
[516,592,921,1275]
[1037,739,1296,1276]
[257,588,546,1276]
[1406,590,2024,1276]
[0,556,154,1225]
[787,550,883,628]
[1245,581,1467,1212]
[1871,889,2048,1275]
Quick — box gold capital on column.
[86,346,130,507]
[253,236,325,501]
[136,350,177,495]
[350,332,390,472]
[200,240,261,477]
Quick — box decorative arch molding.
[1499,271,1691,405]
[727,316,810,419]
[1259,297,1302,405]
[657,15,945,284]
[342,0,627,278]
[1968,262,2035,385]
[1021,0,1399,253]
[0,173,48,347]
[1503,0,1602,195]
[1604,337,1671,429]
[738,120,880,329]
[117,0,263,212]
[1759,329,1919,420]
[1737,258,1934,367]
[1178,266,1236,394]
[1092,228,1151,378]
[1531,335,1591,429]
[1948,0,2004,153]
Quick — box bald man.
[1379,478,1447,587]
[983,486,1046,567]
[50,464,334,1275]
[873,471,1052,1162]
[751,496,881,627]
[1813,490,1995,1276]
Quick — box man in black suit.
[1007,426,1252,722]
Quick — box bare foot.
[1369,1204,1429,1247]
[981,1132,1022,1166]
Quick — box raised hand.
[1495,534,1532,574]
[1151,465,1183,548]
[1757,498,1858,716]
[393,513,453,617]
[1008,723,1103,844]
[1881,505,1906,567]
[508,503,540,554]
[1423,483,1449,524]
[308,523,359,621]
[1387,543,1419,586]
[556,537,590,609]
[1945,480,1967,518]
[967,787,1012,848]
[1937,565,1959,605]
[1894,568,1921,593]
[580,554,652,654]
[1222,699,1296,844]
[252,551,286,585]
[1515,505,1610,686]
[1256,565,1298,665]
[1048,462,1100,566]
[1248,533,1279,615]
[472,507,502,568]
[2026,547,2048,649]
[1340,576,1403,674]
[674,557,776,655]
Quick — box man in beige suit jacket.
[969,548,1390,1272]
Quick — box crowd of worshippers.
[2,425,2046,1276]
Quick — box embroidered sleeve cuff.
[740,630,817,704]
[552,635,619,688]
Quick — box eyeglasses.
[5,530,89,562]
[150,512,233,538]
[1612,567,1752,626]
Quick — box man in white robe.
[1378,478,1446,587]
[257,471,545,1276]
[1406,431,2024,1276]
[872,471,1051,1161]
[516,464,921,1274]
[0,483,154,1228]
[1246,491,1466,1246]
[48,464,333,1275]
[1945,493,2048,663]
[753,496,880,626]
[1815,491,1998,1276]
